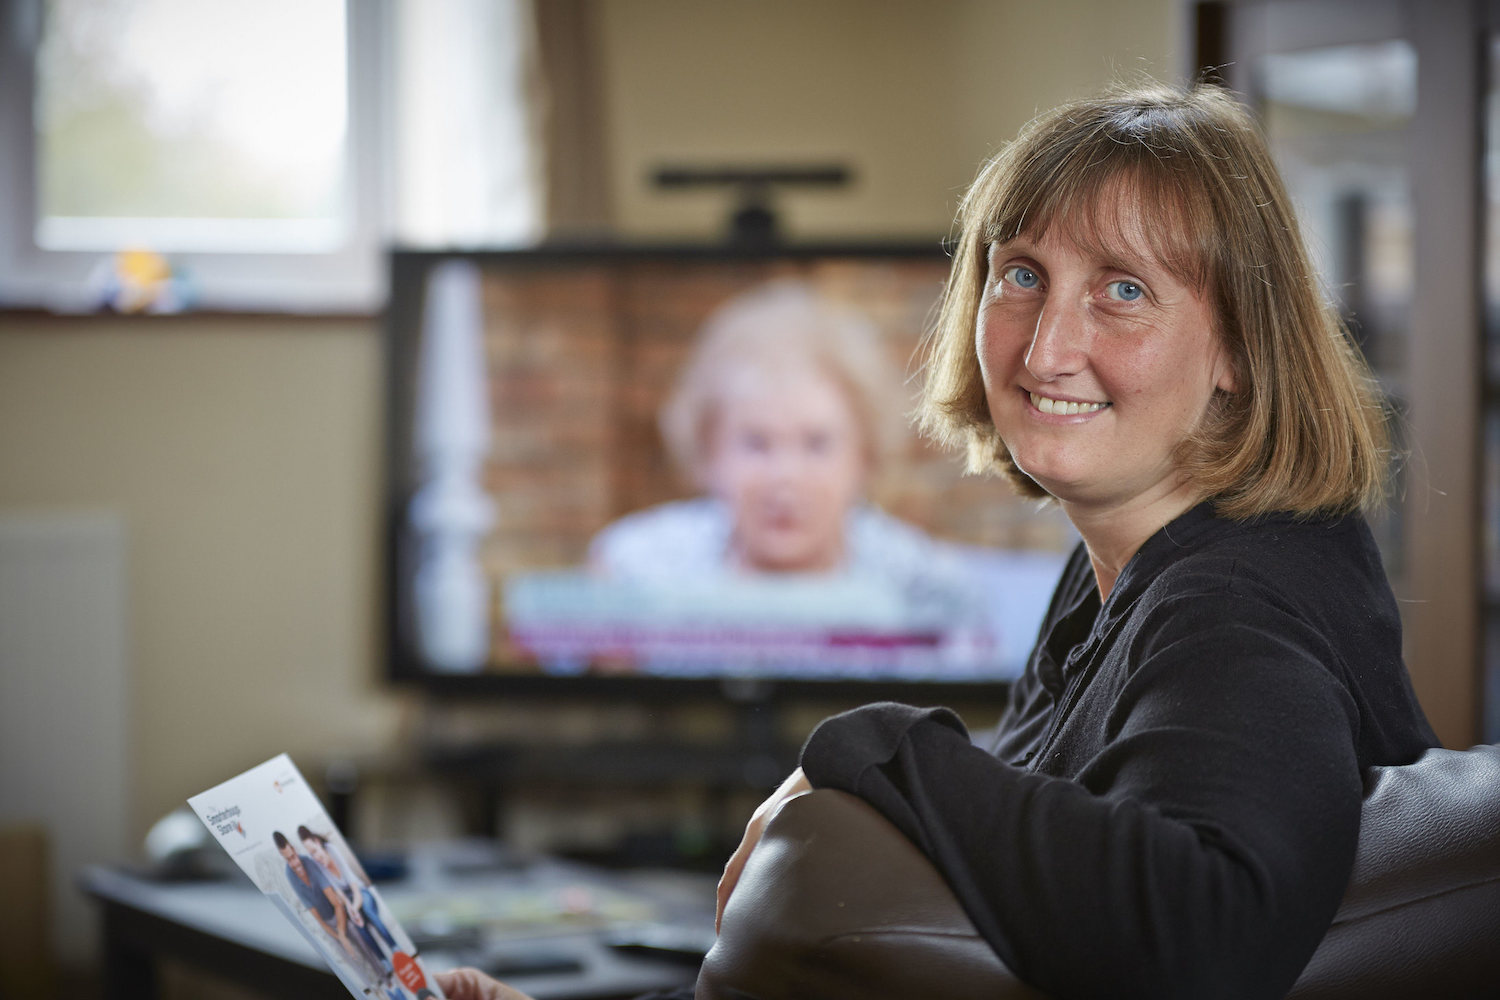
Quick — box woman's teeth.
[1029,392,1108,416]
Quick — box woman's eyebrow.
[1073,236,1177,282]
[987,238,1040,261]
[1098,250,1163,278]
[988,238,1169,281]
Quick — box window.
[0,0,385,312]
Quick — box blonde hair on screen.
[661,280,906,488]
[918,81,1390,519]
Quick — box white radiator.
[0,511,130,967]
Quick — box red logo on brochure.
[393,952,426,991]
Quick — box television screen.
[384,246,1075,694]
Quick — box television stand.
[391,697,793,868]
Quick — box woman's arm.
[800,593,1363,1000]
[323,886,350,939]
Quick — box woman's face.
[705,367,867,572]
[302,837,333,869]
[976,199,1234,517]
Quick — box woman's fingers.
[715,822,759,932]
[715,768,813,933]
[434,967,537,1000]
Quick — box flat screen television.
[384,244,1076,701]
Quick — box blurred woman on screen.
[580,280,993,675]
[589,279,950,581]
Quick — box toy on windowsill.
[90,248,195,314]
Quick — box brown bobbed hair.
[918,81,1390,519]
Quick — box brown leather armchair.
[699,745,1500,999]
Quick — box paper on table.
[188,754,447,1000]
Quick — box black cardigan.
[800,503,1437,999]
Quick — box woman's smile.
[1025,389,1111,417]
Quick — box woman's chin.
[1010,461,1084,503]
[740,538,838,573]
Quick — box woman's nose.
[758,444,800,480]
[1024,297,1088,381]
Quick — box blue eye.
[1107,280,1144,302]
[1003,265,1040,289]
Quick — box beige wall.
[0,0,1186,861]
[0,316,410,843]
[598,0,1180,239]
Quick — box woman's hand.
[715,767,812,932]
[434,967,536,1000]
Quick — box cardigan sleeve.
[799,590,1364,1000]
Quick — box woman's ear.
[1213,341,1239,394]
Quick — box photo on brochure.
[188,754,446,1000]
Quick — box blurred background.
[0,0,1492,997]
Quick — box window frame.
[0,0,390,314]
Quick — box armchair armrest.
[698,789,1040,1000]
[1289,744,1500,998]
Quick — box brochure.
[188,754,447,999]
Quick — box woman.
[298,825,399,972]
[590,279,958,581]
[439,81,1437,1000]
